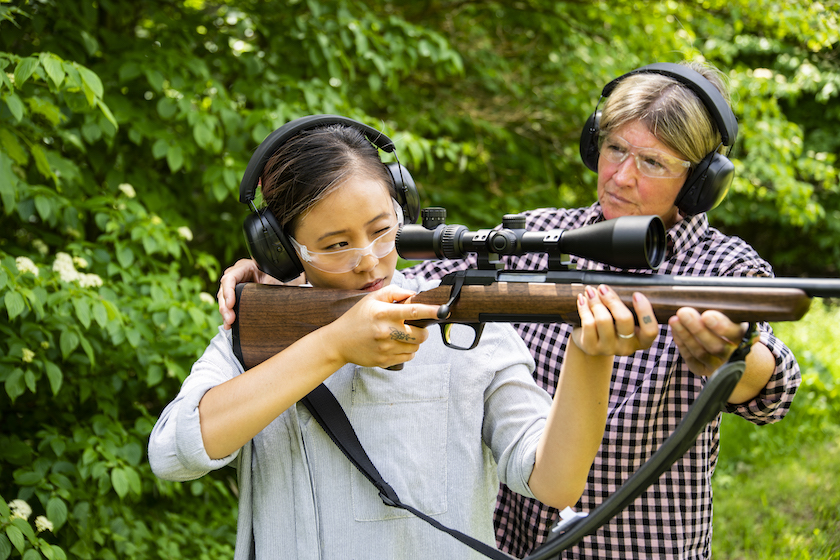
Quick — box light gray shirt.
[149,272,551,559]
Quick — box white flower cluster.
[15,256,40,276]
[22,348,35,363]
[8,499,31,521]
[6,500,53,533]
[32,239,49,256]
[199,292,215,304]
[52,252,103,288]
[35,515,54,533]
[178,226,193,241]
[118,183,136,198]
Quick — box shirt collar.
[586,202,709,260]
[665,213,709,258]
[582,202,604,226]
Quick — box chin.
[600,205,624,221]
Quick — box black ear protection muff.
[239,114,420,282]
[579,62,739,216]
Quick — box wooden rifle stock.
[231,272,834,370]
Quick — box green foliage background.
[0,0,838,558]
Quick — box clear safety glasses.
[599,134,691,179]
[290,223,399,274]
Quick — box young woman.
[149,120,659,559]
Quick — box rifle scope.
[396,208,666,270]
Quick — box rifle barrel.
[556,271,840,298]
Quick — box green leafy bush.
[0,10,238,556]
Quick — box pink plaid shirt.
[403,203,800,559]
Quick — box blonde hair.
[598,61,731,165]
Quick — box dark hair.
[260,124,395,234]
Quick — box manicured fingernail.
[578,293,586,306]
[599,285,609,296]
[586,286,597,299]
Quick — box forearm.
[726,341,776,405]
[529,345,613,509]
[199,328,344,459]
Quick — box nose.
[612,153,639,186]
[353,251,379,272]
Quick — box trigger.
[438,272,466,319]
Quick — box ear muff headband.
[240,114,394,203]
[580,63,738,215]
[602,63,738,146]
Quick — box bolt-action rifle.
[232,209,840,370]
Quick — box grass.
[712,437,840,559]
[712,300,840,559]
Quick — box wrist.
[311,323,348,371]
[569,329,614,358]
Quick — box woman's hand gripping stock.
[526,285,658,509]
[668,309,757,378]
[217,259,287,330]
[316,284,441,370]
[572,285,659,357]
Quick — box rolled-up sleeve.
[723,324,801,424]
[721,261,801,423]
[149,328,243,481]
[478,324,547,499]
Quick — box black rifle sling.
[300,383,512,560]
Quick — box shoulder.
[703,227,773,276]
[520,206,591,230]
[392,269,441,292]
[193,327,245,380]
[668,218,773,277]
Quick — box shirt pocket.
[349,363,450,521]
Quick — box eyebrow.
[315,211,392,243]
[612,135,689,162]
